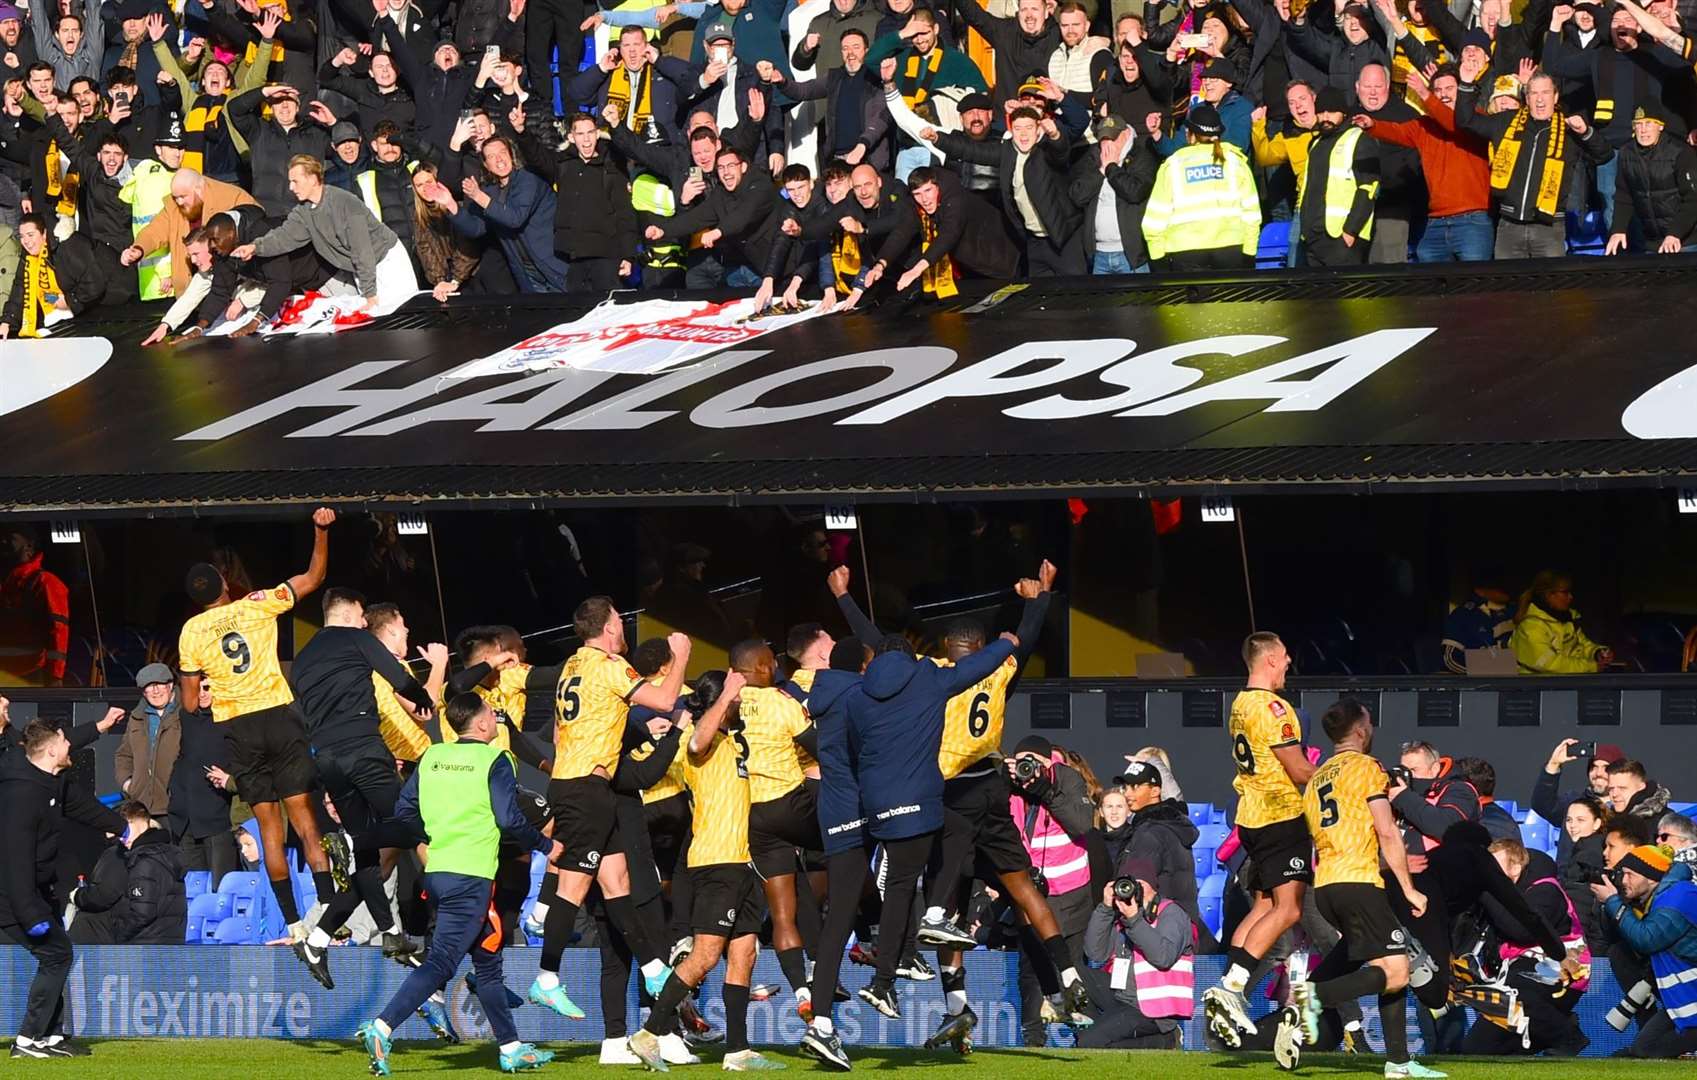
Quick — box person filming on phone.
[1080,856,1194,1049]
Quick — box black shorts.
[749,784,825,879]
[222,704,318,806]
[548,775,624,873]
[645,792,692,877]
[944,765,1031,876]
[1316,882,1407,963]
[1238,815,1314,894]
[689,862,764,938]
[315,736,415,850]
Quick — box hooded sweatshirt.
[845,639,1015,841]
[1122,797,1206,939]
[804,668,866,855]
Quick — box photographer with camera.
[1389,741,1480,864]
[1079,857,1194,1049]
[1592,844,1697,1058]
[1008,735,1100,1041]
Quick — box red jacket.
[0,552,70,681]
[1368,98,1491,219]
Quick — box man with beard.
[121,167,258,297]
[957,0,1059,107]
[1296,86,1380,265]
[760,29,891,173]
[642,144,789,288]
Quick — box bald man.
[121,168,258,296]
[837,164,918,310]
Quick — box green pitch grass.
[2,1041,1658,1079]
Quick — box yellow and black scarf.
[830,230,861,293]
[607,63,655,132]
[19,251,62,338]
[1490,109,1567,219]
[43,140,77,218]
[918,211,956,298]
[900,48,944,113]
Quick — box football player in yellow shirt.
[1203,631,1318,1045]
[176,508,337,944]
[730,638,824,1018]
[629,669,783,1072]
[531,597,690,1018]
[365,602,447,774]
[1295,699,1438,1080]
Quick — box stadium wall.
[0,948,1638,1054]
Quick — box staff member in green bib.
[358,693,562,1077]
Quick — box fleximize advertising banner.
[2,287,1697,504]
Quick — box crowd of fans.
[1,0,1694,336]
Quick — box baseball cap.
[1634,104,1667,125]
[1017,75,1049,98]
[704,25,735,43]
[1491,74,1522,99]
[1186,101,1223,137]
[135,662,174,688]
[1116,760,1163,789]
[331,121,361,145]
[957,91,993,113]
[1093,113,1130,141]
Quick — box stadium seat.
[1671,802,1697,817]
[217,870,263,897]
[1199,871,1227,899]
[187,893,233,943]
[1255,222,1291,271]
[1196,823,1230,849]
[184,870,212,900]
[1565,209,1608,255]
[1188,803,1213,826]
[1193,846,1217,878]
[1199,896,1224,937]
[1520,817,1552,852]
[212,916,262,945]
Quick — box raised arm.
[286,507,336,602]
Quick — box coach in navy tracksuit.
[796,641,875,1064]
[844,631,1017,1018]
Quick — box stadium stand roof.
[5,260,1697,516]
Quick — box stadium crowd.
[3,509,1697,1074]
[1,0,1696,336]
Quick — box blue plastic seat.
[1255,222,1290,270]
[1520,817,1552,852]
[212,916,261,944]
[189,890,233,928]
[1192,846,1217,878]
[1196,823,1230,849]
[217,870,263,897]
[1187,803,1213,826]
[1199,896,1224,937]
[1199,871,1227,899]
[184,870,212,899]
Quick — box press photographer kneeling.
[1592,844,1697,1058]
[1079,857,1194,1049]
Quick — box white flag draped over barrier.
[447,297,827,378]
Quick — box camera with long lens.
[1607,980,1655,1032]
[1014,755,1044,783]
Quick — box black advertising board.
[4,274,1697,514]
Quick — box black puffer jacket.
[517,130,639,262]
[1559,830,1607,950]
[74,827,188,944]
[0,743,124,930]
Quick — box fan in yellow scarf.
[0,216,70,339]
[602,25,658,134]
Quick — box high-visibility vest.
[1141,141,1262,260]
[1297,126,1378,241]
[120,159,174,301]
[632,172,682,270]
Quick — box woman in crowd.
[1561,795,1609,948]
